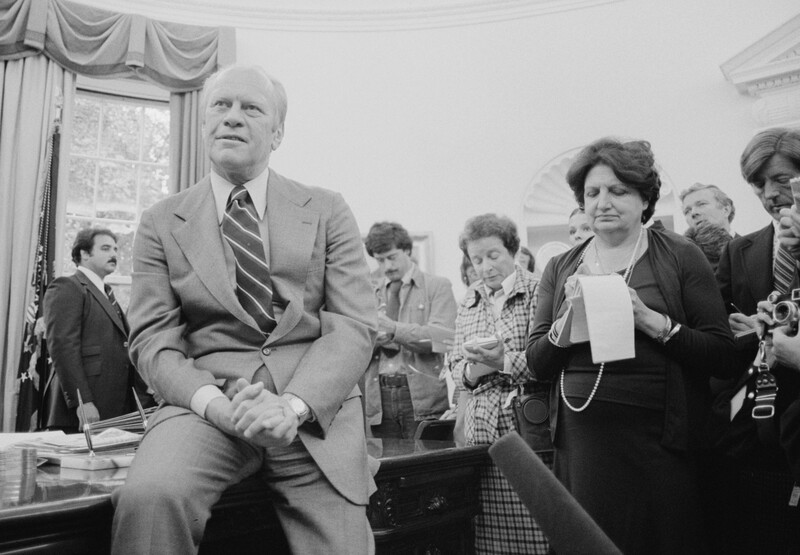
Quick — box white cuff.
[190,385,227,419]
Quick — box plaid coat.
[448,266,547,554]
[449,266,539,445]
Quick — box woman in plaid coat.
[447,213,548,555]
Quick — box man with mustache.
[43,227,138,431]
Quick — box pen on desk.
[132,387,148,430]
[76,389,96,457]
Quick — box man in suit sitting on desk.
[43,228,136,431]
[111,65,377,554]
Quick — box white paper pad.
[577,274,636,364]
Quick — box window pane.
[143,107,170,164]
[65,91,170,281]
[71,97,100,155]
[140,165,169,213]
[61,217,89,274]
[100,102,142,161]
[97,161,137,221]
[66,157,96,217]
[106,223,136,276]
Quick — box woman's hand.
[628,287,668,338]
[463,333,505,370]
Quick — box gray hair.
[679,182,735,223]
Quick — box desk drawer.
[368,465,480,530]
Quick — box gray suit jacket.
[128,170,377,503]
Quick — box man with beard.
[44,227,138,431]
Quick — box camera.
[768,288,800,335]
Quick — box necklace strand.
[560,227,644,413]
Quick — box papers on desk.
[8,428,141,469]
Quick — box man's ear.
[271,124,284,151]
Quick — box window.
[61,84,171,309]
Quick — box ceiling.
[70,0,620,32]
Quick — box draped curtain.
[0,0,234,430]
[0,56,73,429]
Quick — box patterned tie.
[773,243,796,294]
[222,186,276,335]
[104,284,127,328]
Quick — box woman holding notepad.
[447,213,547,554]
[526,138,737,554]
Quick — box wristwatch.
[283,394,311,423]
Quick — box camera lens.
[774,301,799,325]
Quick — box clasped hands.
[206,378,298,448]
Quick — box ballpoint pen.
[132,387,148,430]
[76,389,96,457]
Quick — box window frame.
[54,76,171,296]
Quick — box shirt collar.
[482,270,516,300]
[210,167,270,224]
[76,266,107,294]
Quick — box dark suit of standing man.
[111,65,377,554]
[711,128,800,554]
[43,228,134,431]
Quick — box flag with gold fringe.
[15,121,59,431]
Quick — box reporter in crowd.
[711,127,800,553]
[526,137,737,554]
[567,207,593,245]
[447,213,547,554]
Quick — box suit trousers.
[111,407,374,555]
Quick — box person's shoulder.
[419,268,452,288]
[270,170,340,203]
[728,223,772,249]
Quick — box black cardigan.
[526,227,737,451]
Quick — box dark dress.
[526,228,737,554]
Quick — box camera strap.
[751,338,779,447]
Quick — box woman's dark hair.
[459,213,520,258]
[566,137,661,224]
[684,223,732,272]
[740,128,800,185]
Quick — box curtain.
[170,89,209,193]
[0,0,235,92]
[0,0,234,429]
[0,55,73,430]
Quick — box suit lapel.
[265,170,319,343]
[171,178,261,332]
[74,272,127,335]
[739,224,774,302]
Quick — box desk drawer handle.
[426,494,448,513]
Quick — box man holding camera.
[712,127,800,553]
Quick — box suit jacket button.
[123,341,129,348]
[261,347,271,356]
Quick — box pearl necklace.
[560,227,644,413]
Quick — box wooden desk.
[0,439,488,554]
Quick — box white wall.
[74,0,799,294]
[226,0,799,295]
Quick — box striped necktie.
[774,243,796,294]
[222,186,276,335]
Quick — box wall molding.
[70,0,621,32]
[721,13,800,127]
